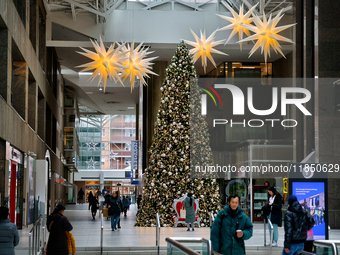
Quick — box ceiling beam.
[71,4,77,22]
[175,0,203,11]
[242,0,259,15]
[63,0,106,17]
[105,0,125,16]
[142,0,171,10]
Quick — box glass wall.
[78,115,136,171]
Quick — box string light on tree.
[183,29,227,74]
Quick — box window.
[125,129,135,137]
[101,157,105,166]
[102,129,106,137]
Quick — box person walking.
[78,188,84,204]
[107,191,123,231]
[283,195,315,255]
[88,191,94,210]
[46,204,73,255]
[66,231,76,255]
[137,195,142,209]
[182,193,196,231]
[265,186,283,247]
[122,196,129,217]
[211,194,253,255]
[0,207,19,255]
[89,196,99,219]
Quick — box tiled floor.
[15,203,340,254]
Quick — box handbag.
[180,209,186,218]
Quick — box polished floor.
[15,203,340,254]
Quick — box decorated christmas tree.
[135,41,221,227]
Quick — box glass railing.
[166,237,220,255]
[313,240,340,255]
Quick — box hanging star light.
[238,9,296,63]
[119,42,159,91]
[216,3,258,51]
[76,37,126,92]
[106,150,118,161]
[183,29,227,73]
[85,157,98,169]
[86,140,98,151]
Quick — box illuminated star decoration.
[119,42,159,91]
[86,140,98,151]
[106,150,118,161]
[85,157,98,169]
[183,29,227,74]
[76,37,126,92]
[239,9,296,63]
[216,3,258,51]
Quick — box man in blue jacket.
[0,207,19,255]
[211,194,253,255]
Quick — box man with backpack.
[107,191,123,231]
[211,194,253,255]
[283,195,315,255]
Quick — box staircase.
[75,245,283,255]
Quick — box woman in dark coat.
[89,196,99,219]
[46,204,73,255]
[266,186,283,247]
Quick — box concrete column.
[0,139,6,206]
[317,0,340,229]
[0,28,8,101]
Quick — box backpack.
[261,204,271,218]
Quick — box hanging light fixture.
[183,29,227,73]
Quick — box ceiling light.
[127,107,135,109]
[79,72,93,76]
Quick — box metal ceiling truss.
[46,0,292,23]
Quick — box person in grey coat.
[0,207,19,255]
[182,193,196,231]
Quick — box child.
[66,231,76,255]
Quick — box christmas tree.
[135,41,221,227]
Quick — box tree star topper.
[120,42,159,92]
[183,29,227,74]
[239,9,296,63]
[76,37,126,92]
[216,3,258,51]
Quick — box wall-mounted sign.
[292,181,327,240]
[131,141,138,183]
